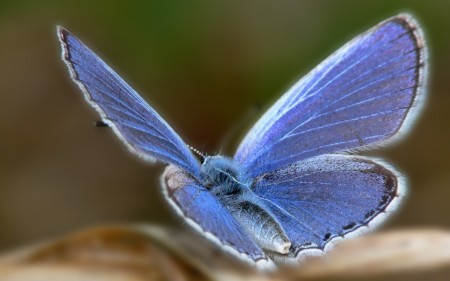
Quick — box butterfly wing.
[161,165,272,268]
[235,14,426,177]
[58,27,200,176]
[251,154,403,262]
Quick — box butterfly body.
[200,156,246,194]
[58,14,427,269]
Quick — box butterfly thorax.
[200,156,248,195]
[199,156,292,254]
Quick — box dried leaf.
[1,226,450,281]
[284,229,450,279]
[0,225,211,281]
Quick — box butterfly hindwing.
[235,15,426,177]
[251,154,403,262]
[161,165,272,267]
[58,27,200,176]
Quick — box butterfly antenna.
[188,145,206,162]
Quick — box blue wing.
[58,27,200,176]
[235,15,426,177]
[161,165,271,267]
[251,154,403,261]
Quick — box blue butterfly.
[57,13,427,269]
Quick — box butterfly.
[57,13,427,269]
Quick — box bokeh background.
[0,0,449,275]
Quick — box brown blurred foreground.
[1,225,450,281]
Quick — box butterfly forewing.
[235,15,426,177]
[58,27,200,176]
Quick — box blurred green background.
[0,0,449,268]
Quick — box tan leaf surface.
[1,226,450,280]
[0,225,210,281]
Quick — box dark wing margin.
[161,165,273,269]
[235,14,427,177]
[57,26,200,176]
[250,154,404,263]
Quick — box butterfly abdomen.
[226,197,292,254]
